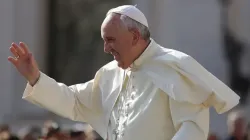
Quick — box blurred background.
[0,0,250,139]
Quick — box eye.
[106,37,116,42]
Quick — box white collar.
[127,38,157,71]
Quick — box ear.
[130,29,140,46]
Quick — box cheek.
[113,42,123,52]
[115,40,131,56]
[119,44,129,53]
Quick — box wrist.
[29,72,40,86]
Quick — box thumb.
[8,56,18,66]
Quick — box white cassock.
[23,39,240,140]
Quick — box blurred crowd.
[0,109,249,140]
[208,109,249,140]
[0,120,103,140]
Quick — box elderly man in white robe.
[8,5,239,140]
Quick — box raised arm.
[8,42,102,122]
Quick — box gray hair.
[106,12,150,41]
[119,14,150,41]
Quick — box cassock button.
[126,103,131,108]
[123,123,126,127]
[113,129,118,135]
[118,108,122,114]
[131,94,136,100]
[121,132,125,136]
[125,113,129,117]
[115,123,119,127]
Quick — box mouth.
[110,50,119,60]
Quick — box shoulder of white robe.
[177,54,240,113]
[143,48,240,114]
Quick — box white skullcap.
[107,5,149,28]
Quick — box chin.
[117,61,128,69]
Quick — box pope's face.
[101,14,135,69]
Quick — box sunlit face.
[101,14,137,69]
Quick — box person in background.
[41,120,60,138]
[225,110,248,140]
[208,133,220,140]
[17,125,41,140]
[0,124,19,140]
[247,124,250,140]
[70,123,88,140]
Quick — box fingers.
[10,46,19,57]
[19,42,30,54]
[8,42,31,67]
[11,42,24,56]
[7,56,18,66]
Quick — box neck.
[120,39,151,69]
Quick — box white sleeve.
[22,70,102,122]
[172,121,206,140]
[170,98,209,140]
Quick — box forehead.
[101,14,125,37]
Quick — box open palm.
[8,42,40,86]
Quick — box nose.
[104,43,112,53]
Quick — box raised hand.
[8,42,40,86]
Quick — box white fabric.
[107,70,176,140]
[106,5,149,28]
[172,121,205,140]
[22,39,239,140]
